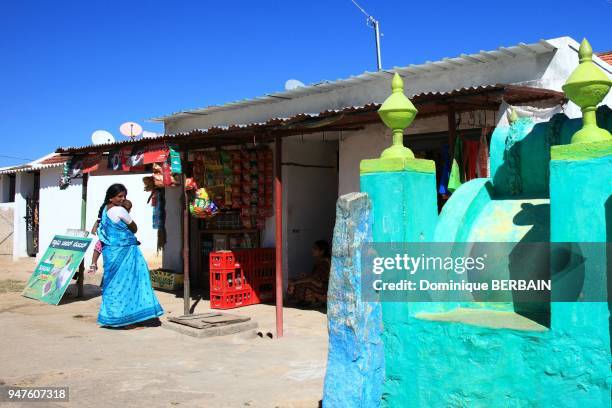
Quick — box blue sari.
[97,207,164,327]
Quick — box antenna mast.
[351,0,382,71]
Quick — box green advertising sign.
[22,235,92,305]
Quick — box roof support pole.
[181,150,191,316]
[275,135,284,338]
[447,105,457,159]
[77,173,88,298]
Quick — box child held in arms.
[88,199,134,274]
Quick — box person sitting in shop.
[287,240,331,307]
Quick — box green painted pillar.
[547,38,612,406]
[360,73,439,406]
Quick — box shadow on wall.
[492,119,560,198]
[511,202,552,327]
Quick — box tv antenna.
[350,0,382,71]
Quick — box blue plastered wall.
[323,192,385,407]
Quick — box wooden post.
[447,105,457,160]
[181,150,191,316]
[77,173,88,298]
[275,136,284,338]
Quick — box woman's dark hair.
[314,240,331,258]
[97,184,128,220]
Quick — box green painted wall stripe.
[550,139,612,161]
[360,157,436,174]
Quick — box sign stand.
[77,174,88,298]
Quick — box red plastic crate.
[210,251,236,269]
[209,249,276,309]
[210,289,253,309]
[234,248,275,268]
[210,266,245,291]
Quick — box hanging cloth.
[476,128,490,178]
[152,189,167,253]
[448,137,463,193]
[463,139,480,181]
[438,144,451,195]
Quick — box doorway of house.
[283,137,339,285]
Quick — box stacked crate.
[209,249,275,309]
[234,249,275,304]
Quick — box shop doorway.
[283,138,339,284]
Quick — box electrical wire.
[0,154,34,162]
[350,0,377,25]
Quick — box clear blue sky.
[1,0,610,166]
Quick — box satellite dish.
[91,130,115,145]
[142,130,161,138]
[119,122,143,139]
[285,79,305,91]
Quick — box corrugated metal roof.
[57,84,565,154]
[0,153,67,175]
[597,51,612,65]
[150,39,559,122]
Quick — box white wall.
[38,167,82,260]
[0,175,11,203]
[12,172,34,260]
[338,123,390,196]
[0,202,14,257]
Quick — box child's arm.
[91,220,99,235]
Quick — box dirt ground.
[0,256,328,408]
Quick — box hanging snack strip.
[231,151,242,209]
[203,151,226,209]
[190,147,274,228]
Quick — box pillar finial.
[578,38,593,63]
[562,38,612,144]
[507,107,519,124]
[377,73,418,159]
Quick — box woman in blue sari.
[95,184,163,328]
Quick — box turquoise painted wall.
[360,164,439,406]
[489,106,612,199]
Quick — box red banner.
[82,154,101,173]
[144,143,169,164]
[120,147,132,171]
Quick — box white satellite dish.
[119,122,143,139]
[91,130,115,145]
[142,130,161,138]
[285,79,305,91]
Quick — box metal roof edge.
[60,84,566,154]
[150,38,565,123]
[0,153,67,175]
